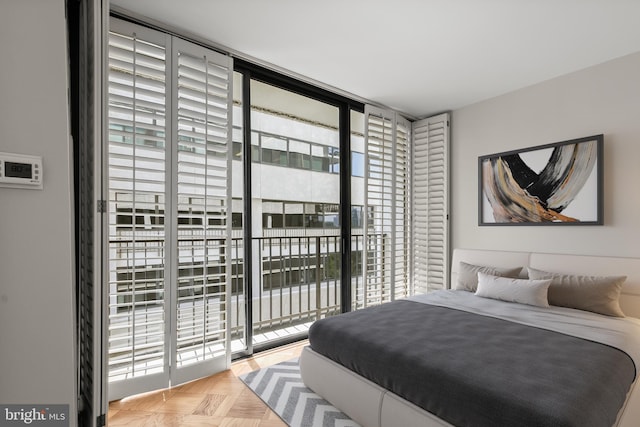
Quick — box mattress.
[307,290,639,427]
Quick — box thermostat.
[0,152,43,190]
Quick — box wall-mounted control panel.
[0,152,43,190]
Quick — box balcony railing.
[230,234,358,347]
[109,232,391,365]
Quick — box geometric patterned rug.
[239,358,360,427]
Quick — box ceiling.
[110,0,640,119]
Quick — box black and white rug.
[239,358,360,427]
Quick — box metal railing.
[229,234,367,346]
[109,232,388,362]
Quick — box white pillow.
[475,272,552,308]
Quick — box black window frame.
[234,59,364,318]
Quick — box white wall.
[451,52,640,258]
[0,0,77,423]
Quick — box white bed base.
[300,346,454,427]
[300,248,640,427]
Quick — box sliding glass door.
[228,68,348,354]
[247,79,342,348]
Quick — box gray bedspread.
[308,298,636,427]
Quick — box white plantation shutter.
[107,22,170,399]
[363,106,410,306]
[171,38,233,380]
[393,118,411,300]
[411,113,450,293]
[106,19,233,399]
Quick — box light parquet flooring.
[108,340,307,426]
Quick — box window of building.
[351,151,365,177]
[289,139,311,169]
[261,135,288,166]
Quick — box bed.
[299,249,640,427]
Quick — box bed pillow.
[455,261,522,292]
[527,267,627,317]
[475,272,552,307]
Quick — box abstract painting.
[479,135,603,225]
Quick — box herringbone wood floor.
[108,340,307,426]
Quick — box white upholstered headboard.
[450,248,640,318]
